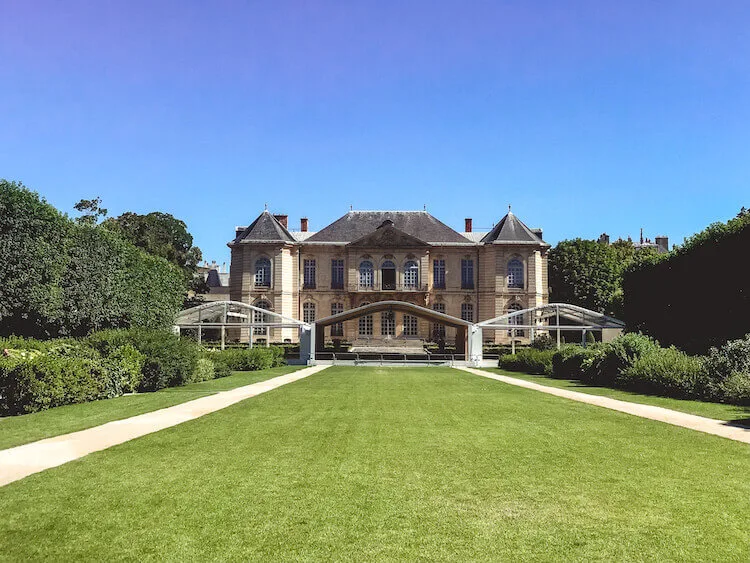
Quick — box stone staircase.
[350,337,425,354]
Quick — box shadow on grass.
[726,418,750,429]
[500,371,750,428]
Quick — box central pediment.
[347,220,430,249]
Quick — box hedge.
[498,349,555,375]
[623,212,750,353]
[0,180,184,338]
[0,331,287,416]
[542,333,750,406]
[207,347,286,372]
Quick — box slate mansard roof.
[306,211,472,245]
[231,209,547,247]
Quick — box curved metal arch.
[175,300,308,328]
[478,302,625,329]
[314,300,472,329]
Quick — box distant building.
[197,260,230,302]
[597,230,669,254]
[227,209,550,344]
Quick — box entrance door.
[381,261,396,290]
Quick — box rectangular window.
[461,303,474,323]
[381,311,395,336]
[359,314,373,336]
[432,303,446,339]
[303,302,316,323]
[433,259,445,289]
[253,308,268,335]
[303,259,316,289]
[461,259,474,289]
[403,314,418,337]
[331,303,344,336]
[331,259,344,289]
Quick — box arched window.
[359,261,374,289]
[404,261,419,289]
[331,303,344,336]
[381,260,396,290]
[508,303,525,337]
[253,300,271,335]
[461,302,474,323]
[359,302,373,336]
[254,257,271,287]
[508,258,524,289]
[303,302,316,323]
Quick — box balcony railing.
[357,283,429,292]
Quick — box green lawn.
[489,368,750,425]
[0,366,301,450]
[1,366,748,560]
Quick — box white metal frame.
[174,300,310,352]
[478,302,625,352]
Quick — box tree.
[548,238,661,318]
[0,180,69,336]
[623,209,750,353]
[102,212,203,285]
[74,197,108,225]
[0,180,184,337]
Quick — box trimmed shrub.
[531,334,555,351]
[104,344,145,394]
[212,359,232,379]
[498,349,555,375]
[88,329,200,392]
[191,358,216,383]
[703,334,750,405]
[0,354,109,415]
[551,345,599,380]
[583,333,659,386]
[619,347,704,398]
[719,373,750,406]
[209,347,286,372]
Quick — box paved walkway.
[459,367,750,444]
[0,365,330,487]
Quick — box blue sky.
[2,1,748,264]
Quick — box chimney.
[640,228,644,245]
[273,214,288,229]
[235,227,245,239]
[598,233,610,245]
[465,218,473,232]
[655,235,669,254]
[300,217,309,232]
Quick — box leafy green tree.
[74,197,108,225]
[0,180,184,337]
[548,238,661,317]
[0,180,69,336]
[102,212,204,288]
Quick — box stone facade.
[228,210,549,344]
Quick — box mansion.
[228,209,549,345]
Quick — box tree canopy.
[548,238,661,318]
[102,212,202,280]
[1,180,185,337]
